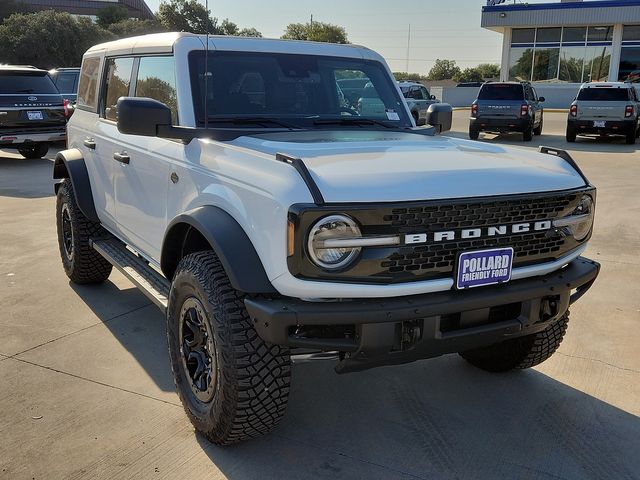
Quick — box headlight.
[307,215,362,270]
[553,194,594,241]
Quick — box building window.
[620,26,640,82]
[510,26,612,82]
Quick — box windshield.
[577,87,630,101]
[478,84,524,101]
[0,72,59,94]
[188,51,411,128]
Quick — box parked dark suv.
[49,67,80,103]
[0,66,66,158]
[469,81,544,141]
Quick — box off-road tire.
[625,126,636,145]
[56,179,112,284]
[533,118,543,136]
[469,127,480,140]
[412,111,420,125]
[459,312,570,372]
[18,143,49,159]
[523,125,534,142]
[566,127,577,143]
[167,251,291,445]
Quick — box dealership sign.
[487,0,506,5]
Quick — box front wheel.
[533,118,543,136]
[460,312,569,372]
[167,251,291,445]
[18,143,49,159]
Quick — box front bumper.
[568,118,636,136]
[470,116,530,132]
[0,130,67,146]
[245,257,599,373]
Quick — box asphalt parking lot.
[0,111,638,480]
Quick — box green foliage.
[427,59,461,81]
[393,72,428,81]
[0,11,115,68]
[108,19,167,38]
[475,63,500,79]
[453,67,484,83]
[96,5,129,29]
[281,21,348,44]
[238,27,262,38]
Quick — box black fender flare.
[161,206,276,294]
[53,149,99,222]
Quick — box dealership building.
[482,0,640,84]
[15,0,154,20]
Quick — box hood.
[232,130,587,203]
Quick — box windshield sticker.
[386,109,400,121]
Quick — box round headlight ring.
[307,215,362,271]
[572,194,594,241]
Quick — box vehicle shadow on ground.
[0,152,55,199]
[196,354,639,480]
[446,131,639,153]
[69,280,175,392]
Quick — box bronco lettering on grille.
[404,220,552,245]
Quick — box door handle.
[83,139,96,150]
[113,152,130,164]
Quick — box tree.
[427,59,461,81]
[0,11,115,68]
[108,19,168,38]
[394,72,427,81]
[453,67,484,83]
[281,21,348,44]
[96,5,129,28]
[475,63,500,79]
[238,27,262,38]
[157,0,213,33]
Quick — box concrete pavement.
[0,113,638,480]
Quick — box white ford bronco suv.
[54,33,600,445]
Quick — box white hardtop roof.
[85,32,382,61]
[581,82,632,89]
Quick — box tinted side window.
[78,57,101,110]
[135,56,178,123]
[103,57,134,121]
[55,73,77,94]
[420,87,430,99]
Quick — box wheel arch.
[53,149,99,222]
[161,206,276,294]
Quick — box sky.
[144,0,557,74]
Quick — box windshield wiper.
[312,117,397,129]
[206,117,301,130]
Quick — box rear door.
[476,83,524,119]
[576,86,631,120]
[0,71,65,139]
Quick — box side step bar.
[91,238,170,312]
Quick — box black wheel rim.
[60,203,74,260]
[179,297,217,402]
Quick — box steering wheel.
[333,107,359,116]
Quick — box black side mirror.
[538,96,546,102]
[430,95,437,100]
[426,103,453,133]
[117,97,172,137]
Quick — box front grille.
[381,195,576,276]
[289,188,592,284]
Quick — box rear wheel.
[460,313,569,372]
[523,125,533,142]
[469,127,480,140]
[18,143,49,159]
[566,127,577,143]
[167,251,291,445]
[626,126,637,145]
[56,179,112,284]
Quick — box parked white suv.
[54,33,600,445]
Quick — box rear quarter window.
[77,57,102,111]
[478,84,524,101]
[577,88,630,101]
[0,73,58,94]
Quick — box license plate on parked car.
[456,247,513,289]
[27,111,43,121]
[593,120,606,128]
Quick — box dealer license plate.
[27,111,43,121]
[593,120,606,128]
[456,247,514,289]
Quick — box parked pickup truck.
[54,33,599,445]
[398,80,440,125]
[566,82,640,144]
[469,81,544,141]
[0,66,67,158]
